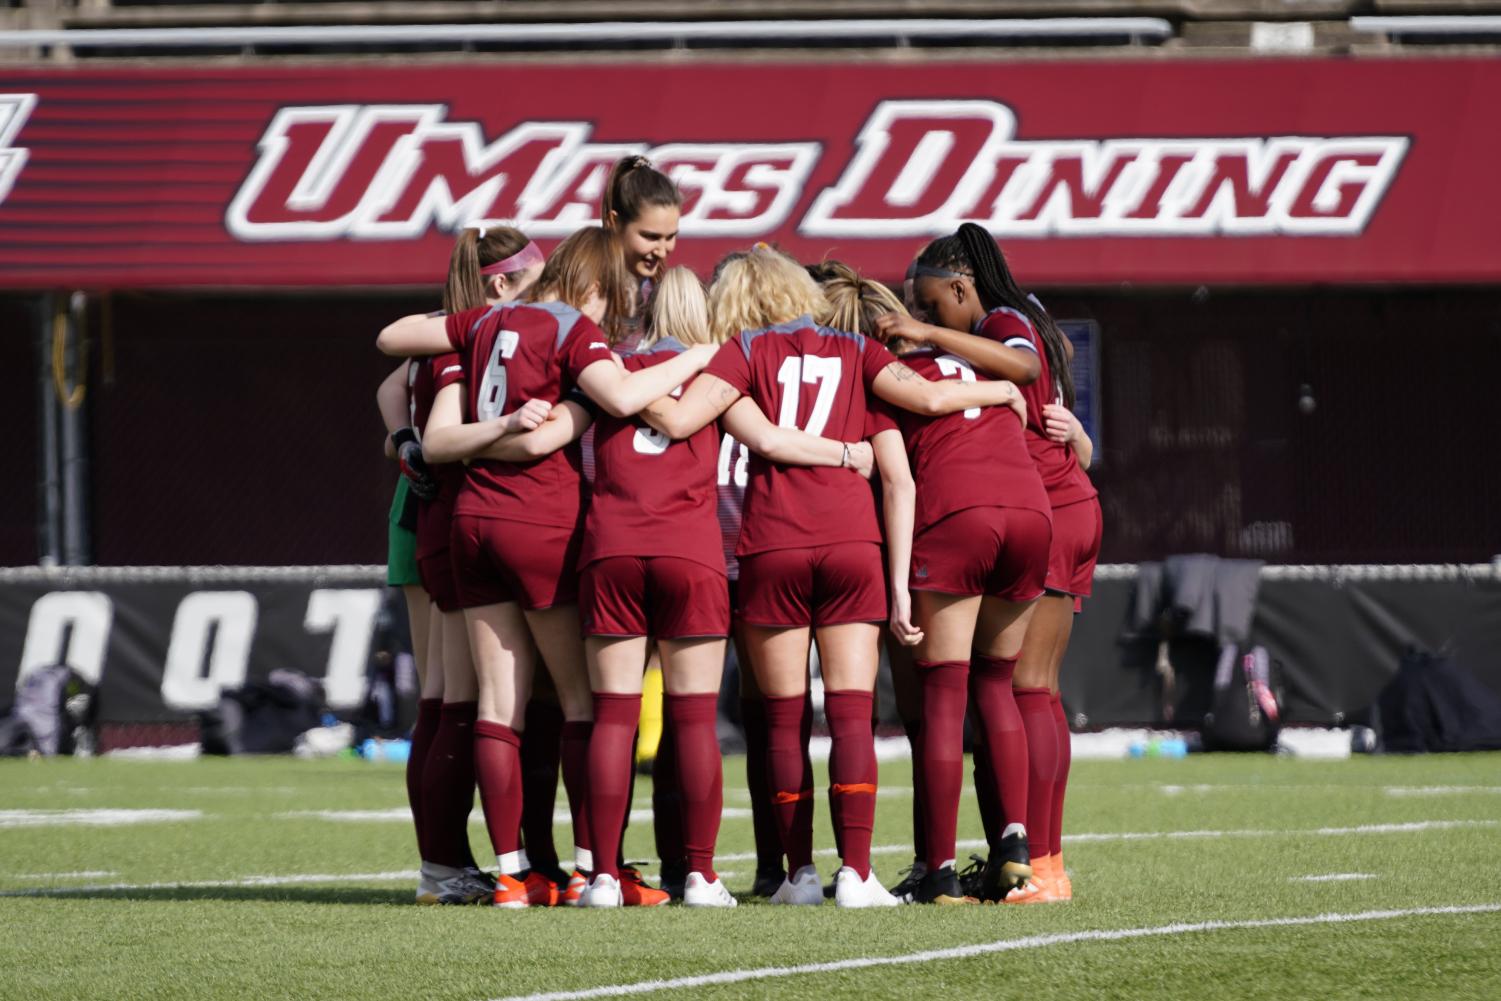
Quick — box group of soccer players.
[375,156,1101,910]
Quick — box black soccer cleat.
[914,865,976,905]
[981,829,1033,902]
[956,854,988,900]
[888,862,925,903]
[751,864,787,898]
[658,857,688,902]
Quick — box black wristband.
[391,426,419,449]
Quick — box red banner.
[0,59,1497,288]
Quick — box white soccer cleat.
[682,872,738,908]
[834,866,901,908]
[768,864,823,905]
[581,872,623,908]
[415,862,492,905]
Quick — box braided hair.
[916,222,1074,408]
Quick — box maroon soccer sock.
[560,720,593,872]
[652,710,687,875]
[1014,685,1058,859]
[740,696,784,873]
[472,718,524,866]
[970,723,1001,849]
[421,700,478,869]
[763,694,815,873]
[667,693,722,879]
[916,662,968,871]
[407,697,441,861]
[586,694,640,881]
[520,698,564,873]
[1050,692,1072,858]
[825,689,877,880]
[899,710,927,867]
[971,654,1030,842]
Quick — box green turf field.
[2,752,1499,1001]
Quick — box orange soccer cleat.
[1002,866,1066,906]
[618,866,671,907]
[1050,855,1073,901]
[558,869,588,907]
[493,871,557,909]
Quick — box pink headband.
[480,241,543,276]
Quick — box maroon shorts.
[450,514,582,611]
[416,551,462,614]
[912,506,1051,602]
[579,556,730,640]
[1045,496,1103,599]
[737,541,886,628]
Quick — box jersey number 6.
[477,329,521,421]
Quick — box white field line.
[1385,786,1501,797]
[0,870,418,898]
[1061,819,1498,843]
[176,786,301,795]
[1293,873,1376,883]
[1150,784,1501,797]
[0,809,202,829]
[278,809,412,822]
[1156,784,1342,796]
[486,905,1501,1001]
[710,819,1499,864]
[277,808,753,824]
[8,870,117,879]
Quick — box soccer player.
[378,226,715,907]
[601,155,681,348]
[886,222,1102,903]
[577,266,875,908]
[594,156,685,892]
[829,265,1048,904]
[707,252,791,898]
[375,365,449,896]
[374,224,544,904]
[639,247,1024,907]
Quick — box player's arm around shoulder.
[377,312,453,357]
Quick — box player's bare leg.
[401,584,431,689]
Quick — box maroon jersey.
[704,315,897,556]
[891,348,1051,535]
[975,306,1097,508]
[446,301,615,527]
[716,432,749,580]
[410,352,467,558]
[580,338,724,573]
